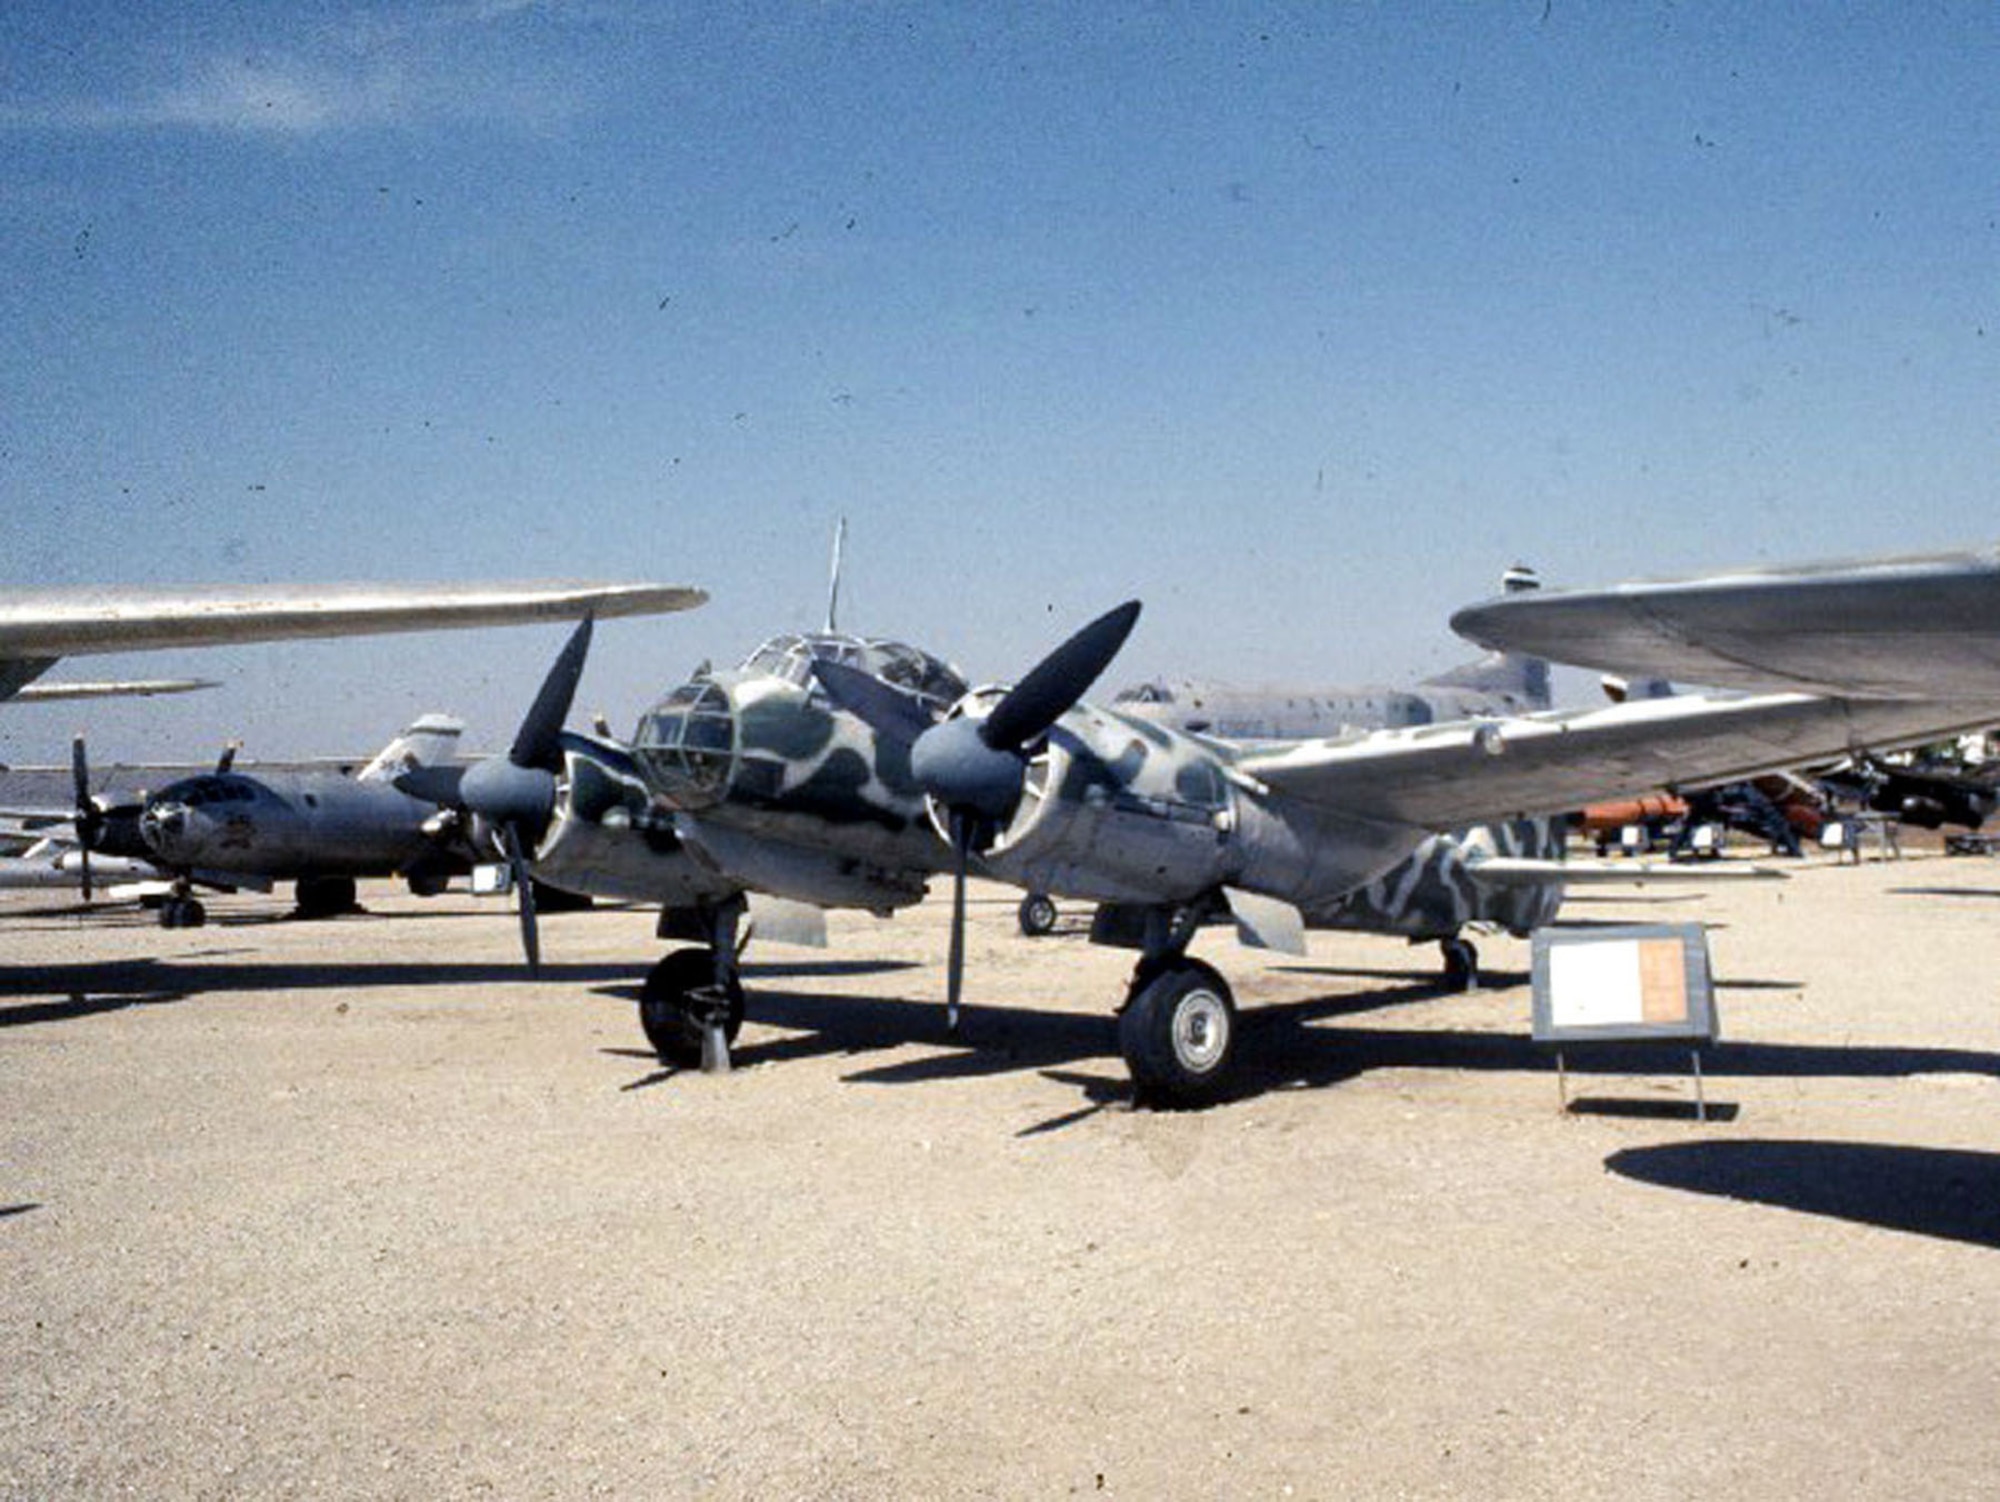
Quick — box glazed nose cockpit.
[632,677,736,809]
[631,634,970,812]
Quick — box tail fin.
[359,714,465,783]
[1421,648,1551,710]
[1423,564,1550,710]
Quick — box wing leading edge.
[0,580,707,703]
[1448,545,2000,699]
[1234,691,2000,832]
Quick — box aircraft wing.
[10,678,219,702]
[1233,691,2000,832]
[0,580,706,698]
[1449,545,2000,699]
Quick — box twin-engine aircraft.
[465,582,1999,1105]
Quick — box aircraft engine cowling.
[942,701,1238,907]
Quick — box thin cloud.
[0,4,618,136]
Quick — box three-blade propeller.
[410,614,594,974]
[813,599,1141,1030]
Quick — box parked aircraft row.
[22,543,2000,1108]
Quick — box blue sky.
[4,2,1998,761]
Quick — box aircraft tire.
[1017,892,1059,937]
[1441,937,1478,992]
[639,947,746,1068]
[1118,958,1236,1109]
[160,896,206,930]
[295,875,359,920]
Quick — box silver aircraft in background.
[1449,544,2000,700]
[70,716,478,927]
[0,578,705,705]
[1113,565,1550,740]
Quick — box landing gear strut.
[1116,902,1236,1108]
[638,898,747,1072]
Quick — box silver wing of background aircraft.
[9,678,219,703]
[1448,545,2000,699]
[0,580,707,701]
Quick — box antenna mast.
[824,516,847,633]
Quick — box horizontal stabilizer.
[1466,856,1788,886]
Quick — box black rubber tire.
[1017,892,1059,937]
[180,897,206,929]
[294,875,358,919]
[639,947,746,1067]
[1118,958,1236,1108]
[1441,937,1478,992]
[1448,936,1480,992]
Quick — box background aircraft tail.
[1420,564,1550,710]
[1420,647,1552,710]
[359,714,466,783]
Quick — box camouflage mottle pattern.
[1305,817,1566,940]
[528,629,1569,947]
[533,633,962,915]
[968,701,1527,922]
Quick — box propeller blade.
[810,658,940,748]
[510,615,594,772]
[394,764,468,806]
[215,741,239,775]
[70,734,95,901]
[945,811,972,1034]
[494,822,541,975]
[981,600,1141,754]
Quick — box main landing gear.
[638,898,747,1072]
[1115,903,1237,1109]
[1017,891,1059,937]
[158,892,206,928]
[1440,935,1480,992]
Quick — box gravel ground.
[5,852,2000,1499]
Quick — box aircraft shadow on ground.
[0,956,639,1026]
[1891,886,2000,901]
[624,965,2000,1118]
[1606,1140,2000,1250]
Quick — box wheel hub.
[1172,990,1230,1072]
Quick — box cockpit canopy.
[738,633,967,708]
[157,775,255,808]
[632,633,969,809]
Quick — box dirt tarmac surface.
[6,854,2000,1498]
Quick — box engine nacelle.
[951,701,1437,912]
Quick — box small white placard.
[1547,939,1647,1029]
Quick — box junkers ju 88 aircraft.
[455,588,2000,1106]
